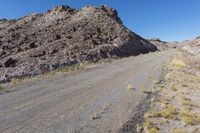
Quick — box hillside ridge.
[0,5,157,82]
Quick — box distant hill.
[148,38,179,50]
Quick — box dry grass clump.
[90,112,101,120]
[180,95,191,102]
[144,119,152,127]
[54,59,114,74]
[151,111,161,117]
[144,119,160,133]
[171,86,177,91]
[54,59,113,73]
[127,84,135,91]
[144,113,151,119]
[147,127,160,133]
[97,59,113,64]
[0,85,4,90]
[11,76,43,86]
[180,112,200,125]
[154,79,161,84]
[142,88,152,94]
[180,83,187,88]
[170,58,186,68]
[11,78,23,85]
[156,98,171,105]
[172,128,186,133]
[180,95,200,108]
[195,66,200,71]
[150,106,178,120]
[56,64,82,73]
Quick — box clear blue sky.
[0,0,200,42]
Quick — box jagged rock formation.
[182,36,200,56]
[0,5,157,82]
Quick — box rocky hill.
[148,38,179,50]
[182,36,200,56]
[0,5,157,82]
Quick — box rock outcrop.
[182,36,200,56]
[0,5,157,82]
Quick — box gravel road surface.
[0,50,175,133]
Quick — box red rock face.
[0,5,157,82]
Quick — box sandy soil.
[144,50,200,133]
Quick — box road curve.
[0,50,175,133]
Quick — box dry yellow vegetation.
[143,51,200,132]
[0,85,4,90]
[170,58,186,67]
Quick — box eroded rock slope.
[0,5,157,82]
[183,36,200,56]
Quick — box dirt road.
[0,50,175,133]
